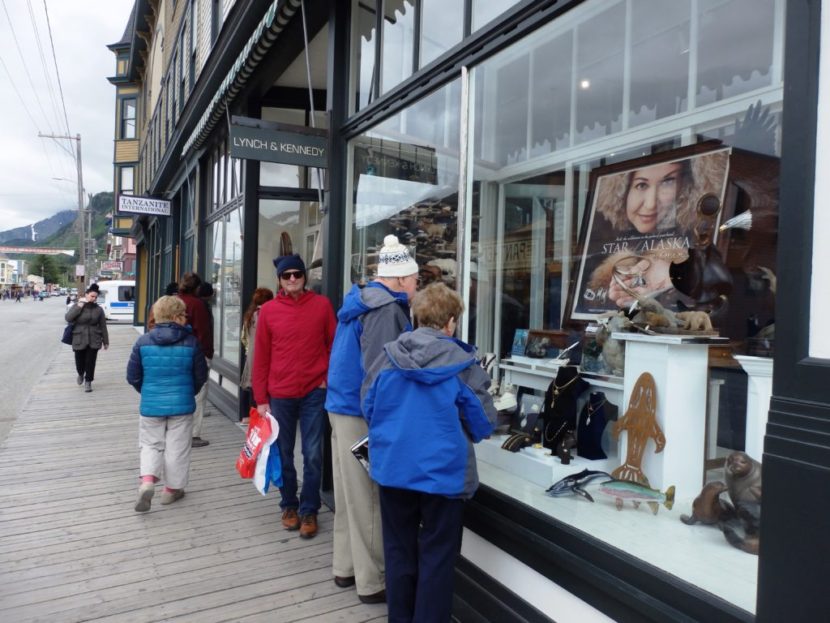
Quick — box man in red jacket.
[177,272,214,447]
[253,254,336,539]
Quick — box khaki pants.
[329,412,385,595]
[139,414,194,490]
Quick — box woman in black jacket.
[65,286,109,392]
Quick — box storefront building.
[110,1,828,620]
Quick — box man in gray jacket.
[325,235,419,604]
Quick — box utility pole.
[39,133,86,287]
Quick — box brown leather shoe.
[281,508,300,530]
[299,514,318,539]
[334,575,355,588]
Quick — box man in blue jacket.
[127,295,208,512]
[362,282,497,623]
[325,235,418,604]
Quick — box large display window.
[347,0,783,615]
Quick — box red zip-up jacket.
[178,293,214,359]
[252,289,336,402]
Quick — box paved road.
[0,295,79,444]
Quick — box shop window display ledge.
[464,484,754,623]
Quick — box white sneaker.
[134,483,154,512]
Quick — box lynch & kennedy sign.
[230,117,328,168]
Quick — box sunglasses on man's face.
[281,270,305,280]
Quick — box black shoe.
[191,437,210,447]
[358,590,386,604]
[334,575,355,588]
[84,381,92,393]
[76,374,83,385]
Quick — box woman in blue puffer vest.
[126,295,208,512]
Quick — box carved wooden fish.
[597,479,675,512]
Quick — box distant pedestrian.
[127,296,208,512]
[177,273,214,448]
[362,283,497,623]
[252,254,336,540]
[65,286,109,392]
[240,287,274,415]
[325,234,419,604]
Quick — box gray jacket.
[65,302,109,350]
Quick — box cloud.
[0,0,132,230]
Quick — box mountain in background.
[0,210,78,245]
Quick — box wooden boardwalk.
[0,325,387,623]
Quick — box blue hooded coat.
[325,282,411,416]
[362,327,497,498]
[126,323,208,417]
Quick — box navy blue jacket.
[325,282,411,416]
[126,323,208,417]
[362,328,497,498]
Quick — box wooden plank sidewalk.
[0,325,387,623]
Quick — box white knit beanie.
[376,235,419,277]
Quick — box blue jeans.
[269,388,325,516]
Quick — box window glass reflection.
[381,0,415,94]
[420,0,463,68]
[354,0,378,111]
[629,0,691,127]
[471,0,519,31]
[696,0,775,106]
[349,80,461,286]
[575,2,625,144]
[221,209,243,364]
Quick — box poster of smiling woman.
[570,145,731,321]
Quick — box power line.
[41,0,71,137]
[0,0,56,134]
[26,0,64,134]
[0,50,42,130]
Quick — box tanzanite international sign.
[230,116,328,168]
[118,195,171,216]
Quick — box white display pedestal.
[613,333,727,500]
[734,355,774,462]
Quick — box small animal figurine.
[680,451,762,555]
[555,430,577,464]
[680,481,729,525]
[724,450,762,506]
[611,372,665,510]
[545,469,612,502]
[720,451,762,554]
[596,478,675,515]
[721,501,761,555]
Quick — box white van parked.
[94,280,136,322]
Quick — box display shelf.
[477,462,758,614]
[734,355,773,461]
[499,357,563,392]
[478,436,618,489]
[612,333,723,498]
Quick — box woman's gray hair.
[152,295,186,325]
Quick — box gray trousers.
[329,412,385,595]
[139,414,194,490]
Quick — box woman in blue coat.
[362,283,497,622]
[126,296,207,512]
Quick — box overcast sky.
[0,0,133,231]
